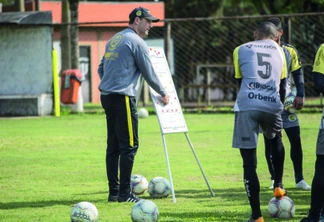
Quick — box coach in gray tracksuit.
[97,7,170,203]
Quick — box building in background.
[2,1,165,104]
[0,11,53,116]
[45,1,165,104]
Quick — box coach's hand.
[293,96,304,110]
[161,94,170,105]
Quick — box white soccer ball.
[70,201,99,222]
[131,174,149,195]
[268,196,295,219]
[283,93,296,113]
[131,199,159,222]
[148,176,171,198]
[138,108,149,118]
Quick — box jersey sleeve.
[287,45,305,97]
[286,45,302,72]
[133,40,166,97]
[312,44,324,94]
[313,44,324,74]
[233,46,242,79]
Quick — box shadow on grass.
[0,187,311,221]
[0,200,80,209]
[159,211,251,222]
[154,187,310,221]
[0,187,311,207]
[155,187,310,221]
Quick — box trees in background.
[61,0,83,112]
[105,0,324,17]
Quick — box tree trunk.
[15,0,25,12]
[61,0,71,73]
[69,0,83,112]
[69,0,79,70]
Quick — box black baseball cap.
[129,7,159,23]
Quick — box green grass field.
[0,112,321,221]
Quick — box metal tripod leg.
[161,133,176,203]
[184,132,215,197]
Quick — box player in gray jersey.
[264,17,311,191]
[232,22,287,222]
[300,43,324,222]
[98,7,170,203]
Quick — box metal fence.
[56,12,324,107]
[144,12,324,107]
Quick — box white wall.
[0,26,53,95]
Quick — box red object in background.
[60,69,82,104]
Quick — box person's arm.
[233,46,242,89]
[98,56,104,80]
[312,44,324,94]
[134,41,169,104]
[287,45,304,109]
[279,46,288,104]
[135,46,165,94]
[279,78,287,103]
[291,68,304,110]
[292,68,305,97]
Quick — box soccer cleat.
[296,180,311,190]
[269,180,274,189]
[246,216,264,222]
[108,194,118,202]
[273,187,287,199]
[118,192,140,203]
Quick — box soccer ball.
[131,199,159,222]
[268,196,295,219]
[131,174,149,195]
[283,92,296,113]
[148,176,171,198]
[70,201,99,222]
[138,108,149,118]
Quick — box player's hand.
[161,94,170,105]
[293,96,304,110]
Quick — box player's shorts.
[316,109,324,155]
[282,110,299,129]
[232,110,282,149]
